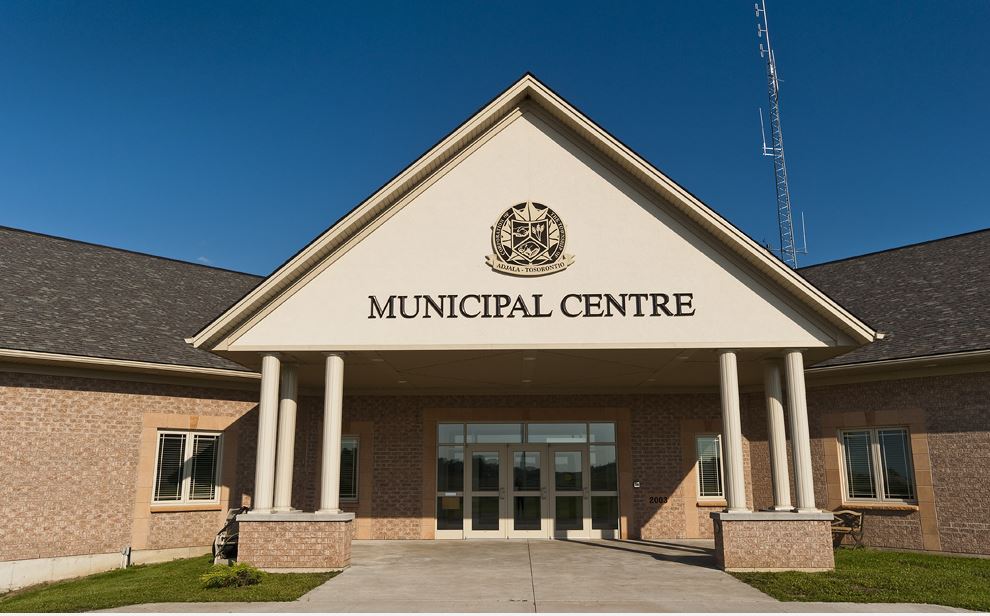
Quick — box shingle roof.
[0,226,262,371]
[800,228,990,367]
[1,225,986,373]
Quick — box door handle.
[500,487,506,500]
[541,486,548,500]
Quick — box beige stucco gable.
[223,108,853,352]
[192,74,875,357]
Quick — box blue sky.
[1,1,988,274]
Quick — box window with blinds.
[153,431,222,505]
[154,434,186,501]
[340,436,359,500]
[695,434,724,499]
[840,427,916,502]
[841,430,876,499]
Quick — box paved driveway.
[109,539,967,612]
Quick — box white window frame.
[838,427,917,504]
[695,433,725,501]
[152,430,223,506]
[340,435,359,502]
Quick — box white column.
[319,353,345,514]
[718,350,749,513]
[784,349,818,512]
[272,363,298,513]
[763,360,793,511]
[252,353,281,514]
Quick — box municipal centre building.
[1,74,988,590]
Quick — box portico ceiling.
[278,347,843,394]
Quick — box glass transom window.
[438,422,613,444]
[526,423,588,443]
[467,423,522,443]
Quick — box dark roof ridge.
[0,225,263,279]
[799,226,990,271]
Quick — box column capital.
[322,351,346,359]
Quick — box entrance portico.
[229,344,838,571]
[191,74,877,572]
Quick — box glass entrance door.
[463,446,506,537]
[507,445,550,538]
[436,422,620,539]
[550,446,590,538]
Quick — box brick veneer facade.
[1,367,988,576]
[282,392,749,541]
[746,371,990,555]
[236,518,353,570]
[0,371,257,564]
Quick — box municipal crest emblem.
[486,202,574,276]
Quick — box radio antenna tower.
[755,0,806,267]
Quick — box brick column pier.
[236,512,355,572]
[711,512,835,572]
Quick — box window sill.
[840,502,919,512]
[696,500,727,508]
[150,504,223,513]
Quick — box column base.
[711,511,834,572]
[236,512,356,571]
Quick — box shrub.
[199,562,266,589]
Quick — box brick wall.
[4,368,988,562]
[280,393,738,541]
[0,371,256,562]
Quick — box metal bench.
[831,509,865,548]
[213,506,249,563]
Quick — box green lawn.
[0,556,337,613]
[733,548,990,612]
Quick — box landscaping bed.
[733,548,990,612]
[0,556,336,613]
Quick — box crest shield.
[510,219,550,262]
[487,201,574,276]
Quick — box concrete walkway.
[103,539,967,612]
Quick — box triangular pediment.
[192,75,875,356]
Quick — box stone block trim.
[712,515,835,571]
[236,518,353,571]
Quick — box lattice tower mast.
[756,0,800,267]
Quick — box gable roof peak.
[191,75,877,350]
